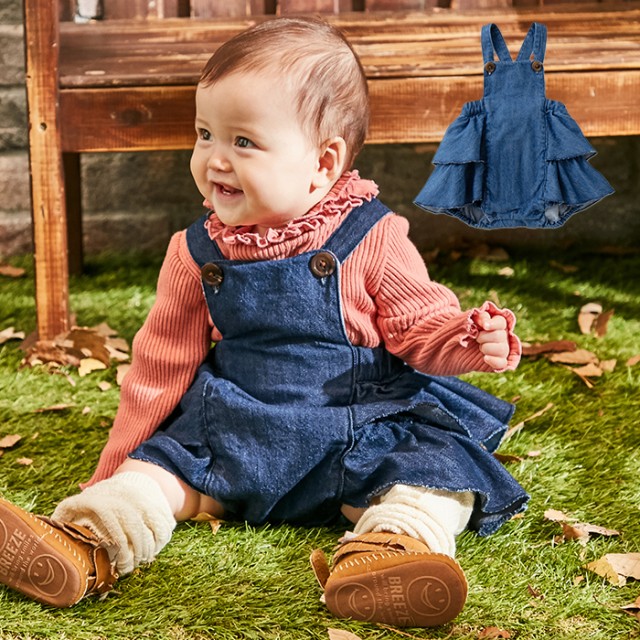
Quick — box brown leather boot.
[311,532,467,627]
[0,496,117,607]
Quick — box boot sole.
[324,552,468,627]
[0,497,86,607]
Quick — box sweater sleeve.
[82,231,211,487]
[373,215,521,376]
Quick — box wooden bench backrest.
[61,0,614,22]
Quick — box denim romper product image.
[414,22,613,229]
[130,199,529,534]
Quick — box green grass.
[0,248,639,640]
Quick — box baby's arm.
[82,231,211,488]
[369,215,520,376]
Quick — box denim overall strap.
[481,23,512,63]
[321,197,391,262]
[516,23,547,63]
[186,212,224,267]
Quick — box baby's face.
[190,71,328,234]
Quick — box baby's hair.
[199,17,369,169]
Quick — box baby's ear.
[313,137,347,188]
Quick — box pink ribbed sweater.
[84,172,520,487]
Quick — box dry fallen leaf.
[0,327,26,345]
[544,510,619,546]
[548,349,598,365]
[106,345,130,363]
[92,322,119,337]
[572,363,604,378]
[22,340,81,368]
[498,266,515,277]
[0,434,22,449]
[116,363,131,386]
[97,381,112,392]
[494,452,524,464]
[22,324,129,374]
[328,631,364,640]
[106,336,129,353]
[549,260,579,274]
[544,509,571,522]
[521,340,578,357]
[0,264,26,278]
[621,596,640,620]
[563,365,595,389]
[594,309,614,338]
[33,403,74,413]
[16,457,33,466]
[584,553,640,586]
[561,522,591,544]
[577,303,614,338]
[67,328,111,366]
[599,359,617,373]
[479,627,511,639]
[78,357,108,377]
[578,302,602,335]
[191,512,225,535]
[627,354,640,367]
[466,244,510,262]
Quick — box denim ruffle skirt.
[131,200,529,535]
[414,23,613,229]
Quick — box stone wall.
[1,0,638,259]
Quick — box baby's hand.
[475,311,510,371]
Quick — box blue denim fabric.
[414,23,613,229]
[131,199,528,534]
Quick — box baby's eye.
[234,136,254,148]
[197,128,211,141]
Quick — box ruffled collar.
[203,170,379,249]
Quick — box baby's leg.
[115,458,224,521]
[352,485,474,556]
[326,486,474,627]
[0,459,223,607]
[53,459,224,575]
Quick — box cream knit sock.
[52,471,176,575]
[353,484,475,557]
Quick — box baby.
[0,16,528,628]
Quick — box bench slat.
[59,68,640,151]
[59,5,640,86]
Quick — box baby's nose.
[207,148,231,172]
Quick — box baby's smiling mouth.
[216,182,242,196]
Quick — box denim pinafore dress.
[130,199,528,534]
[414,23,613,229]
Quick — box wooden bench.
[24,0,640,339]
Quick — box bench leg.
[29,153,71,340]
[25,0,71,340]
[64,153,84,276]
